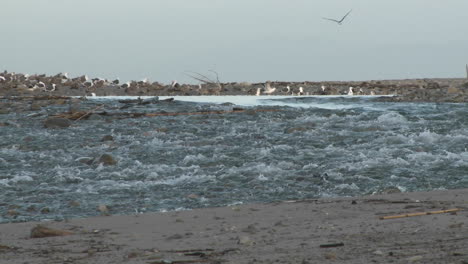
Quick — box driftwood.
[379,208,461,220]
[74,104,104,121]
[53,108,279,120]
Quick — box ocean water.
[1,96,467,223]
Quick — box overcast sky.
[2,0,468,83]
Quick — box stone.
[98,154,117,166]
[101,135,114,142]
[238,236,255,246]
[40,207,50,214]
[44,118,72,128]
[447,87,461,94]
[7,210,19,217]
[97,204,109,215]
[30,225,74,238]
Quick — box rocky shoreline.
[1,71,468,102]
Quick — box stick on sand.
[379,208,461,220]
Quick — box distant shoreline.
[1,72,467,102]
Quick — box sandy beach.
[1,188,467,264]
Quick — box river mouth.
[1,96,467,223]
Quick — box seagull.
[323,9,352,25]
[263,82,276,95]
[347,87,354,96]
[255,87,261,96]
[171,80,179,88]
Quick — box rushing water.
[1,96,468,223]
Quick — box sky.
[2,0,468,84]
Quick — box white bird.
[370,90,376,96]
[256,87,261,96]
[91,93,96,97]
[263,82,276,95]
[321,85,326,92]
[347,87,354,96]
[0,76,5,82]
[171,80,179,88]
[299,87,304,95]
[323,9,352,25]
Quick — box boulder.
[98,154,117,166]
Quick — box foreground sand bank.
[0,189,467,264]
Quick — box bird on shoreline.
[263,82,276,95]
[323,9,352,25]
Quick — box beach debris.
[98,154,117,166]
[30,225,73,238]
[379,208,461,220]
[44,117,72,128]
[319,242,344,248]
[74,104,104,121]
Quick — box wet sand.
[1,188,467,264]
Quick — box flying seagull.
[323,9,352,25]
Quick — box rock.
[373,250,383,255]
[68,200,81,207]
[97,204,110,215]
[447,87,461,94]
[187,193,199,199]
[40,207,50,214]
[30,225,73,238]
[44,118,72,128]
[101,135,114,142]
[26,205,37,212]
[7,210,19,217]
[30,102,43,111]
[238,236,255,246]
[98,154,117,166]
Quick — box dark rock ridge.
[1,71,468,102]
